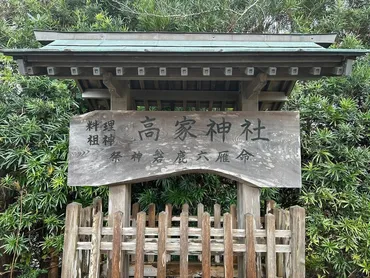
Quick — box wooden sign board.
[68,111,301,188]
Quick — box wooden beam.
[239,73,267,111]
[225,81,231,90]
[82,89,110,99]
[103,72,120,97]
[81,88,286,103]
[25,59,348,81]
[258,91,287,102]
[131,90,239,102]
[139,80,145,90]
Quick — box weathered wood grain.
[224,213,234,278]
[202,212,211,278]
[214,204,221,264]
[182,203,189,214]
[130,203,139,263]
[275,208,284,277]
[230,204,237,229]
[68,111,301,188]
[266,200,276,214]
[266,213,276,278]
[197,203,204,262]
[290,206,305,278]
[134,212,146,278]
[112,211,123,278]
[283,210,291,278]
[132,203,140,221]
[78,206,92,277]
[89,198,103,278]
[245,214,256,278]
[148,203,156,263]
[157,212,168,278]
[61,203,81,278]
[165,204,173,262]
[180,212,189,278]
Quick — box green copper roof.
[3,39,367,55]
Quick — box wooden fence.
[61,198,305,277]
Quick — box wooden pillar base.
[108,184,131,278]
[237,182,261,278]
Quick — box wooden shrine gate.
[61,198,305,277]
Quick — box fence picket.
[266,200,276,214]
[214,204,221,264]
[197,203,204,262]
[112,211,123,278]
[275,208,284,277]
[78,207,90,277]
[61,203,81,278]
[290,206,305,278]
[134,212,146,278]
[230,204,237,229]
[266,213,276,278]
[132,203,140,220]
[157,212,168,278]
[283,210,291,278]
[130,202,139,263]
[182,203,189,213]
[202,212,211,278]
[180,212,189,278]
[165,204,172,263]
[61,201,304,278]
[148,203,156,263]
[89,198,103,278]
[245,213,256,278]
[223,213,233,278]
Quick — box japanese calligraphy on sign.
[68,111,301,188]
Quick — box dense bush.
[285,54,370,277]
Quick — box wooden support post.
[106,75,132,278]
[108,185,131,277]
[290,206,305,277]
[112,211,123,278]
[202,212,211,278]
[180,212,189,278]
[245,214,256,278]
[61,203,81,278]
[157,212,168,278]
[238,75,266,278]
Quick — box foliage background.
[0,0,369,277]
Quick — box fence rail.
[61,198,305,278]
